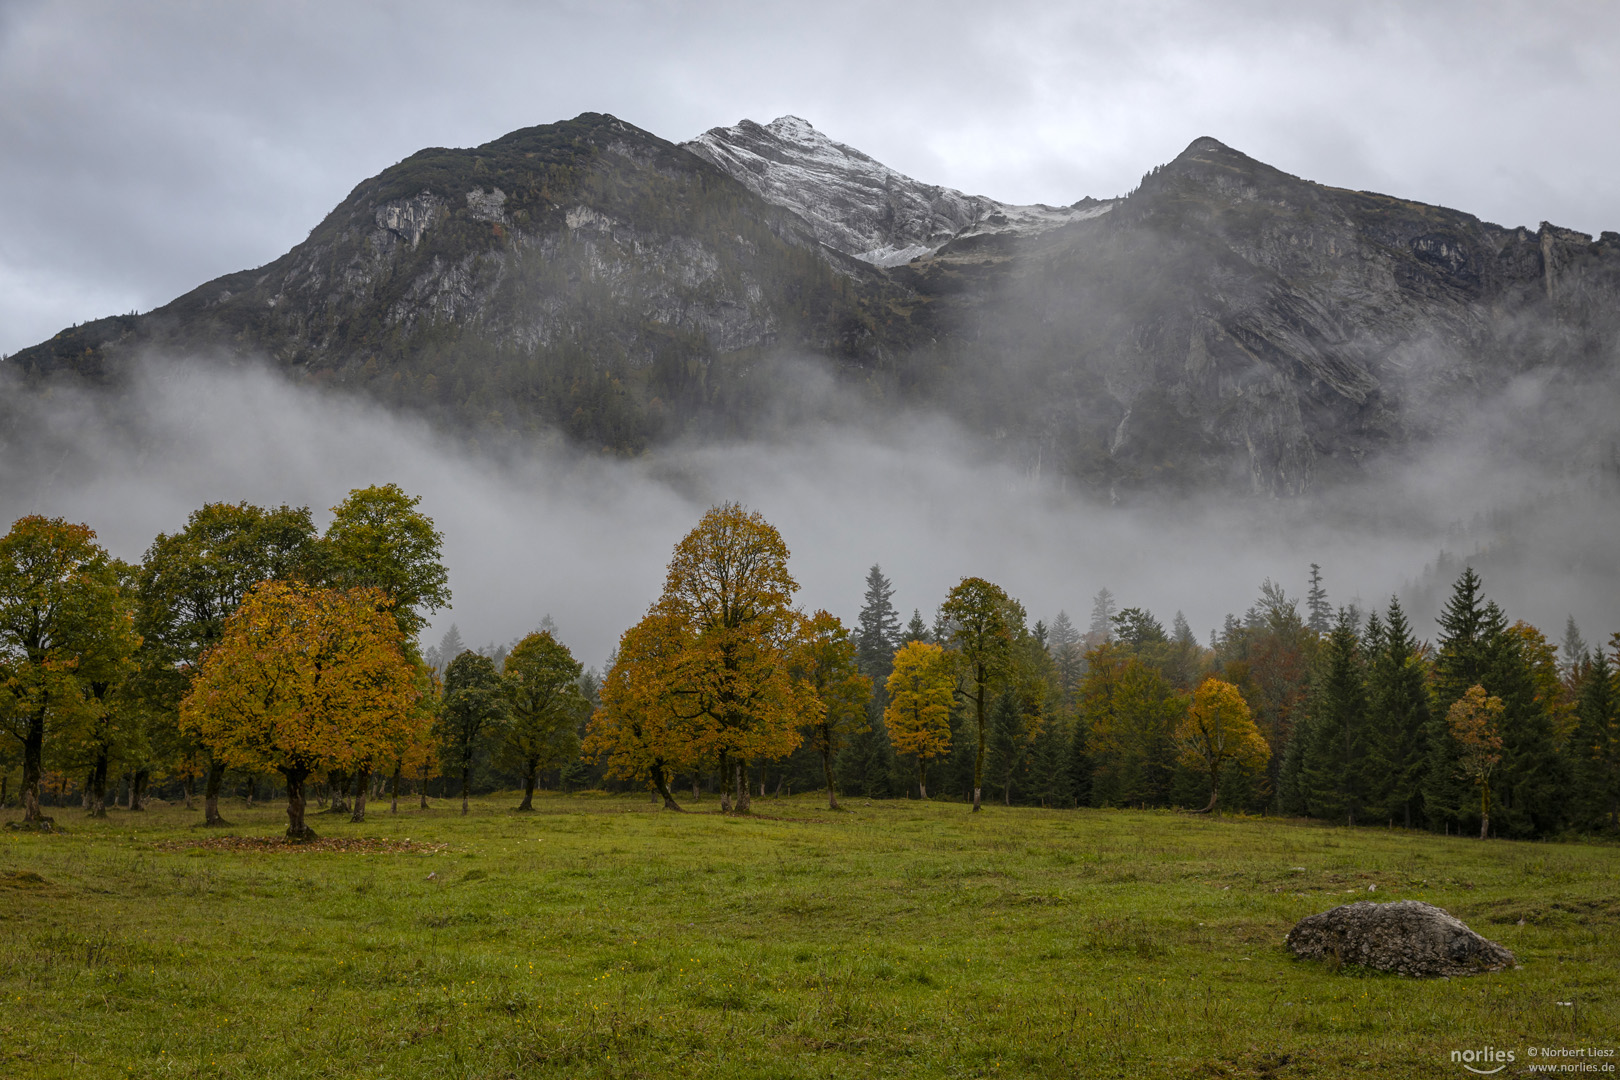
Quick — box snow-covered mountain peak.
[762,115,823,143]
[683,117,1113,268]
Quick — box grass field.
[1,793,1615,1079]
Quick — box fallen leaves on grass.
[154,836,449,854]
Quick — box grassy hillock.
[1,794,1614,1077]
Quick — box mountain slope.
[8,119,1619,498]
[885,137,1620,495]
[12,113,900,451]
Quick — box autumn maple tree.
[135,501,318,824]
[0,517,137,827]
[884,640,954,798]
[940,577,1019,811]
[654,503,808,813]
[792,610,871,810]
[180,580,423,839]
[500,630,587,810]
[439,651,507,816]
[1173,678,1269,815]
[585,609,691,810]
[1449,683,1505,839]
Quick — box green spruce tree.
[1299,608,1370,825]
[1364,598,1431,827]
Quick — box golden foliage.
[180,580,425,777]
[885,640,954,764]
[1174,678,1269,775]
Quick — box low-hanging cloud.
[1,353,1615,669]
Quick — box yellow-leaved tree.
[657,503,807,812]
[587,504,808,813]
[585,608,692,810]
[1449,683,1505,839]
[885,640,954,799]
[792,610,871,810]
[180,580,424,839]
[1173,677,1269,815]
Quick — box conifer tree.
[1025,712,1072,807]
[902,609,931,644]
[1305,564,1332,635]
[1426,569,1567,836]
[1087,588,1117,644]
[1425,567,1490,831]
[1047,611,1083,704]
[1299,608,1369,825]
[1066,713,1093,807]
[856,565,901,685]
[1364,598,1431,827]
[840,566,901,797]
[1560,616,1590,677]
[1569,647,1619,831]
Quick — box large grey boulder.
[1286,900,1516,977]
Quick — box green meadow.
[1,794,1615,1079]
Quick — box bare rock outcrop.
[1286,900,1515,977]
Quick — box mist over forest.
[2,351,1613,669]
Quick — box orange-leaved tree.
[656,503,807,813]
[585,608,692,810]
[180,580,424,839]
[1449,683,1505,839]
[884,640,954,798]
[791,610,871,811]
[1173,677,1269,815]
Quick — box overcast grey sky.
[1,0,1616,356]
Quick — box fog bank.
[1,357,1614,667]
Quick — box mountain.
[8,115,1619,497]
[683,115,1113,266]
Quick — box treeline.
[0,487,583,837]
[815,565,1618,840]
[4,496,1617,842]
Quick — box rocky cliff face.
[9,118,1619,497]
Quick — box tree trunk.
[461,766,470,816]
[88,753,109,818]
[972,680,987,813]
[245,776,255,808]
[692,776,700,801]
[280,765,316,840]
[328,771,349,814]
[736,760,751,813]
[390,765,401,814]
[719,755,731,813]
[350,767,371,822]
[420,765,429,809]
[918,759,928,800]
[518,760,537,811]
[204,756,228,826]
[182,774,194,811]
[774,774,785,797]
[821,750,839,811]
[20,706,47,823]
[1480,784,1490,840]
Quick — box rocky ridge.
[684,116,1112,266]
